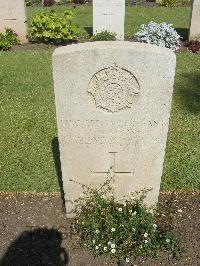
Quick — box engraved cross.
[103,8,114,29]
[91,152,133,192]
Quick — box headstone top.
[53,41,175,56]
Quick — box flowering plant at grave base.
[162,0,178,7]
[0,28,21,51]
[90,30,117,42]
[184,40,200,53]
[135,21,181,51]
[43,0,55,6]
[72,177,183,263]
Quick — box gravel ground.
[0,192,199,266]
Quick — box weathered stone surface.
[0,0,27,43]
[93,0,125,41]
[189,0,200,41]
[53,42,176,217]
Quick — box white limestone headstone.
[0,0,27,43]
[93,0,125,41]
[53,42,176,217]
[189,0,200,40]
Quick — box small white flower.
[178,209,183,213]
[108,241,112,246]
[99,243,101,247]
[132,228,136,232]
[144,239,148,243]
[149,209,154,214]
[104,246,107,251]
[132,211,137,216]
[118,207,122,212]
[111,243,115,248]
[111,228,116,232]
[166,238,170,243]
[95,229,99,234]
[131,196,134,200]
[126,258,130,262]
[144,233,148,238]
[82,222,84,225]
[111,248,116,254]
[123,202,127,207]
[76,220,79,223]
[129,210,132,213]
[153,224,157,229]
[95,246,99,250]
[92,239,95,244]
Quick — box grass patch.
[27,6,191,39]
[162,52,200,191]
[0,51,58,192]
[0,51,200,192]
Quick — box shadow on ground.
[175,28,189,41]
[84,26,93,37]
[52,137,65,209]
[0,228,69,266]
[177,73,200,114]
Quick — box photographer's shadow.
[0,228,69,266]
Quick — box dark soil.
[9,41,193,54]
[10,43,55,51]
[0,192,199,266]
[10,43,67,52]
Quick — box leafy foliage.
[90,31,117,41]
[0,28,21,51]
[135,21,181,50]
[162,0,179,7]
[29,10,78,44]
[73,179,183,263]
[184,40,200,53]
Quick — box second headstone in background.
[93,0,125,41]
[0,0,27,43]
[189,0,200,41]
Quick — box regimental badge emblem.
[88,64,140,113]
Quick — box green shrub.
[162,0,178,7]
[90,30,117,41]
[29,10,79,44]
[0,28,21,51]
[73,179,183,263]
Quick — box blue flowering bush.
[73,178,183,263]
[135,21,181,50]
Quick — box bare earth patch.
[0,192,199,266]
